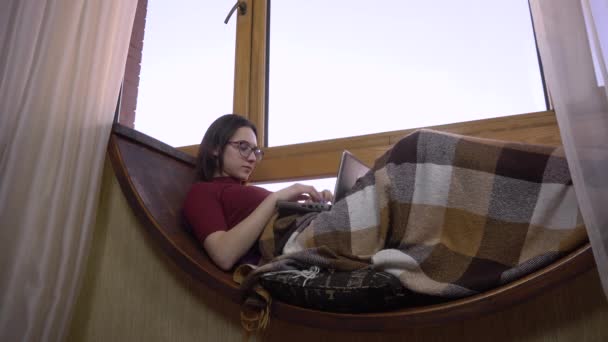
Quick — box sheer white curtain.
[0,0,137,341]
[530,0,608,297]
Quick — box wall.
[118,0,148,128]
[66,157,608,342]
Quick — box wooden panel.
[109,123,596,331]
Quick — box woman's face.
[215,127,260,181]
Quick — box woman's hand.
[320,189,334,203]
[273,183,325,202]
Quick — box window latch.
[224,1,247,24]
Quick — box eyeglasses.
[227,140,264,161]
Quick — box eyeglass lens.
[237,141,263,160]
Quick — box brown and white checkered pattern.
[245,129,587,299]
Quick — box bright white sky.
[133,0,545,191]
[134,0,235,149]
[268,0,545,146]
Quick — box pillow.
[259,266,442,313]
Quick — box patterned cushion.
[259,267,442,313]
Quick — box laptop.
[276,150,371,213]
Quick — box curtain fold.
[530,0,608,298]
[0,0,137,341]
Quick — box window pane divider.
[179,110,560,183]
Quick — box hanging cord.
[225,1,247,24]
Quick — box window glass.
[268,0,546,146]
[134,1,235,147]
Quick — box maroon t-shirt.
[182,177,271,266]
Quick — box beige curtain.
[530,0,608,297]
[0,0,137,341]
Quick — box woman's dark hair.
[196,114,258,181]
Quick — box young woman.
[183,114,332,271]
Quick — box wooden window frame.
[117,0,557,184]
[206,0,558,183]
[180,109,562,183]
[233,0,268,145]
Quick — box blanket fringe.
[263,266,320,286]
[234,264,273,333]
[240,290,272,332]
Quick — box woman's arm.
[203,184,327,271]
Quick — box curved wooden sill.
[107,123,595,331]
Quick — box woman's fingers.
[293,184,325,202]
[321,189,334,203]
[295,193,312,202]
[294,185,333,203]
[276,184,335,203]
[299,184,321,201]
[276,183,319,202]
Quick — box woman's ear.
[212,148,219,157]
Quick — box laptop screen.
[333,151,371,202]
[274,150,370,213]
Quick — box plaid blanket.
[235,129,587,328]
